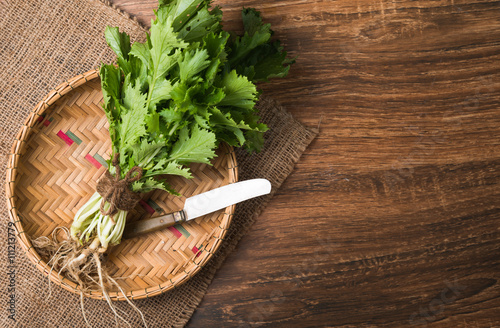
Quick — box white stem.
[71,192,103,240]
[71,194,129,253]
[70,237,101,268]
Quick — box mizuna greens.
[34,0,292,326]
[71,1,293,254]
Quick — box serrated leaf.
[123,76,148,115]
[170,82,204,111]
[176,4,223,42]
[194,114,211,129]
[204,87,225,105]
[99,64,122,150]
[132,177,180,195]
[144,159,192,179]
[150,14,187,79]
[100,64,121,115]
[149,78,174,110]
[217,70,257,110]
[99,3,293,199]
[159,106,184,124]
[178,48,210,83]
[203,31,229,61]
[244,129,266,152]
[159,0,204,31]
[105,26,131,75]
[169,126,216,164]
[227,8,271,67]
[130,139,166,167]
[105,26,131,60]
[234,40,294,82]
[130,56,149,90]
[119,78,148,151]
[145,112,160,134]
[209,106,267,147]
[242,7,268,37]
[130,42,151,70]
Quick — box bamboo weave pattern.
[6,71,238,301]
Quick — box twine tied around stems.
[96,153,143,221]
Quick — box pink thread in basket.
[57,130,74,146]
[168,226,183,238]
[139,199,155,215]
[192,246,201,257]
[85,154,102,168]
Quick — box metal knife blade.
[122,179,271,239]
[183,178,271,220]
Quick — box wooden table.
[112,0,500,326]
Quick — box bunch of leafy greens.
[70,0,293,249]
[100,0,294,196]
[31,3,293,326]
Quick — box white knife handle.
[122,210,186,240]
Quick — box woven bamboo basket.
[5,69,237,301]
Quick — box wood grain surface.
[111,0,500,326]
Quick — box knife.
[122,179,272,240]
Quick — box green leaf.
[244,129,266,152]
[99,64,122,150]
[99,3,293,198]
[145,112,161,134]
[122,76,148,115]
[149,78,174,111]
[178,48,210,83]
[130,56,149,90]
[160,0,223,43]
[119,78,148,151]
[144,159,192,179]
[132,177,180,195]
[130,139,166,167]
[100,64,121,115]
[217,70,257,110]
[209,106,267,147]
[226,8,294,82]
[203,31,229,61]
[146,12,188,112]
[147,52,182,109]
[209,106,252,130]
[150,15,187,79]
[169,126,216,164]
[105,26,132,74]
[227,8,271,67]
[242,7,268,36]
[159,0,205,31]
[170,82,204,111]
[194,114,211,129]
[130,42,151,70]
[176,5,223,42]
[203,87,225,105]
[159,106,184,124]
[105,26,131,60]
[119,109,147,152]
[234,40,295,82]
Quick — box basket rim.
[5,69,238,301]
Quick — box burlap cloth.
[0,0,317,327]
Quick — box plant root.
[32,228,148,328]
